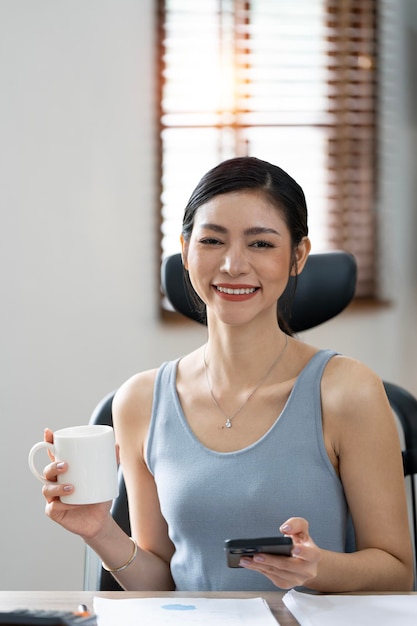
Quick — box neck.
[204,328,289,386]
[203,332,289,429]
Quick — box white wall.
[0,0,415,590]
[0,0,206,591]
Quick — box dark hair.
[181,156,309,332]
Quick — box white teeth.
[216,286,256,295]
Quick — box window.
[158,0,377,297]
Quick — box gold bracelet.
[102,536,138,573]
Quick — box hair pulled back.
[180,157,309,333]
[182,156,308,247]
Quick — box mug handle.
[28,441,55,484]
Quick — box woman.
[42,156,413,592]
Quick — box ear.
[180,234,189,270]
[290,237,311,276]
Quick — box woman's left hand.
[239,517,321,589]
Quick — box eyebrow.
[199,223,282,237]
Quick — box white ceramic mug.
[28,424,119,505]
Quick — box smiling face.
[181,190,310,327]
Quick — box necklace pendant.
[225,419,232,429]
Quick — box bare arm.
[42,370,175,591]
[317,357,413,590]
[86,369,175,590]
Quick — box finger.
[44,428,55,461]
[42,481,73,504]
[242,550,319,588]
[240,556,304,589]
[241,553,295,570]
[44,497,75,523]
[44,428,54,443]
[43,460,68,482]
[280,517,310,544]
[290,542,319,562]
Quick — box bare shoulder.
[113,368,158,411]
[321,354,395,441]
[112,368,159,449]
[322,354,388,409]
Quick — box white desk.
[0,591,294,625]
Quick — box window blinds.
[158,0,377,297]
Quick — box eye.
[249,240,275,249]
[199,237,223,245]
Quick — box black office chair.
[383,381,417,580]
[85,251,417,590]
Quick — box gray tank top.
[145,349,354,591]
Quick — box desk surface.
[2,590,417,625]
[0,591,295,625]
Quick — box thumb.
[279,517,310,545]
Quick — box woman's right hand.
[41,428,113,540]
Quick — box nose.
[220,244,250,277]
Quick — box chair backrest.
[383,381,417,585]
[84,251,417,590]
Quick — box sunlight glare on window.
[160,0,330,259]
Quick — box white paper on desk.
[94,596,279,626]
[283,589,417,626]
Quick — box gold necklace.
[203,334,289,429]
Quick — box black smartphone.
[225,536,293,567]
